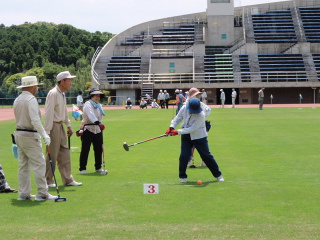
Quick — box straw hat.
[16,76,43,89]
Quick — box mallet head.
[123,142,129,151]
[55,197,67,202]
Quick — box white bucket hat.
[56,71,76,81]
[16,76,43,89]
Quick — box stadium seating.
[258,54,307,82]
[106,56,141,84]
[152,24,195,45]
[204,54,234,82]
[299,7,320,42]
[239,55,251,82]
[252,10,297,43]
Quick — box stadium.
[91,0,320,105]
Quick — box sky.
[1,0,288,34]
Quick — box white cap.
[56,71,76,81]
[16,76,43,89]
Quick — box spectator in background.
[175,89,186,115]
[201,89,207,104]
[146,94,151,106]
[125,98,132,109]
[0,164,18,193]
[157,90,165,109]
[164,90,170,109]
[151,99,160,108]
[140,98,147,109]
[44,71,82,187]
[76,91,84,120]
[258,88,265,110]
[231,88,237,108]
[220,89,225,108]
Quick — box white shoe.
[180,178,187,183]
[48,183,56,188]
[95,169,104,172]
[66,181,82,186]
[17,194,36,200]
[217,175,225,182]
[35,193,58,201]
[79,170,87,174]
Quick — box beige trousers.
[15,131,48,197]
[46,123,74,185]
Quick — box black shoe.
[3,188,18,193]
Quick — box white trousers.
[15,131,48,197]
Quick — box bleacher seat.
[204,54,234,82]
[252,9,297,43]
[106,56,141,84]
[299,7,320,43]
[258,54,307,82]
[152,24,195,45]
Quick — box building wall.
[150,58,193,73]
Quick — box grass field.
[0,107,319,239]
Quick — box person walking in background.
[79,88,107,174]
[0,164,18,193]
[175,89,186,115]
[220,89,225,108]
[165,95,224,183]
[76,91,84,120]
[146,94,151,106]
[201,89,207,104]
[231,88,237,108]
[125,98,132,109]
[164,90,170,109]
[44,71,82,187]
[13,76,57,201]
[258,88,265,110]
[157,90,165,109]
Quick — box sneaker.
[180,178,187,183]
[3,188,18,193]
[48,183,56,188]
[201,161,206,166]
[79,170,87,174]
[217,175,225,182]
[66,181,82,186]
[17,194,36,200]
[35,193,58,201]
[95,169,104,172]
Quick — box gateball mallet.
[101,132,108,175]
[46,146,67,202]
[123,134,167,151]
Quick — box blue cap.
[186,98,202,114]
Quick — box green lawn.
[0,107,319,239]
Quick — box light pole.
[312,87,316,109]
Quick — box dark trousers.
[79,130,103,171]
[159,100,165,108]
[179,134,222,179]
[164,99,169,109]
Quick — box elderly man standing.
[44,71,82,187]
[13,76,57,201]
[220,89,225,108]
[258,88,265,110]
